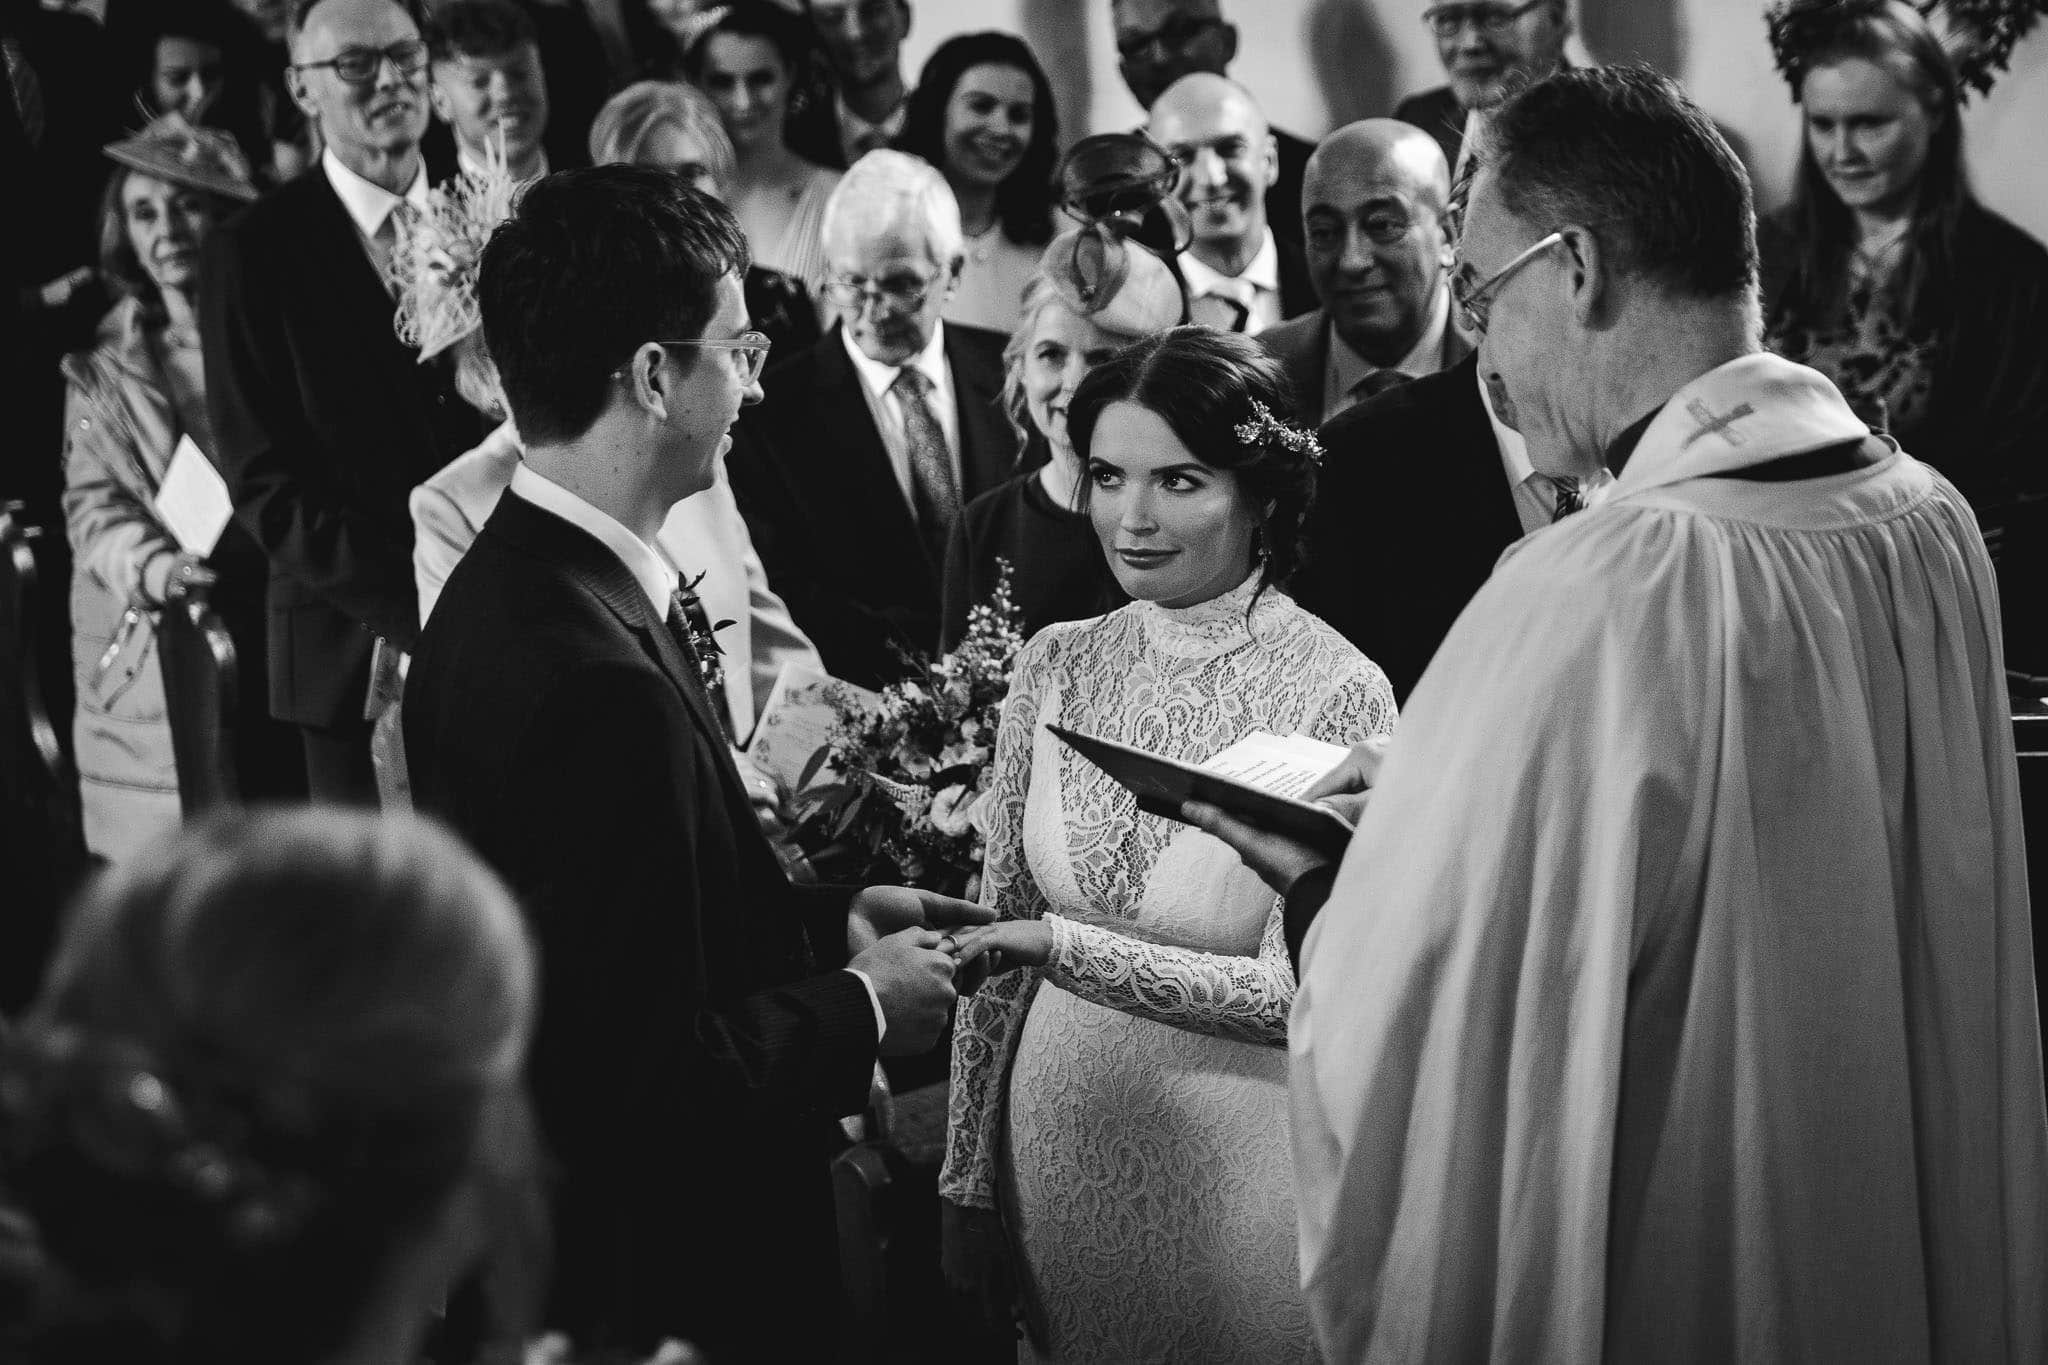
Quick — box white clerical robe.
[1291,352,2047,1363]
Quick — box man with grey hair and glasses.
[1191,65,2046,1362]
[727,149,1018,686]
[1395,0,1571,175]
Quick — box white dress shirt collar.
[508,463,677,617]
[841,318,949,401]
[1179,228,1280,298]
[836,89,907,164]
[1323,287,1454,420]
[322,147,430,240]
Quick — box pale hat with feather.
[102,112,258,202]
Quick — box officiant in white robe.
[1286,69,2047,1363]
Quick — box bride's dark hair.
[1067,326,1317,594]
[0,809,542,1364]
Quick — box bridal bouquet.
[791,562,1025,895]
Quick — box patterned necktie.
[666,582,734,741]
[1549,474,1585,523]
[890,366,960,557]
[372,200,418,297]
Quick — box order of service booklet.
[1048,724,1358,859]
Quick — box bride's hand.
[950,920,1053,974]
[941,1198,1019,1336]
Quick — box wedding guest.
[789,0,912,169]
[1147,73,1314,334]
[404,165,989,1354]
[621,0,722,78]
[896,32,1057,333]
[1760,0,2048,674]
[1394,0,1572,175]
[1272,66,2046,1360]
[0,808,543,1364]
[941,327,1396,1358]
[410,119,824,745]
[938,227,1185,648]
[1259,119,1468,422]
[61,117,301,861]
[1109,0,1311,246]
[728,150,1018,687]
[202,0,486,803]
[426,0,550,184]
[588,79,822,355]
[419,0,610,174]
[685,1,841,312]
[131,1,285,184]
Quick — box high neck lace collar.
[1135,570,1268,661]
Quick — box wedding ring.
[937,934,957,954]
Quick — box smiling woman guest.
[938,227,1186,647]
[940,327,1394,1360]
[897,33,1060,333]
[685,2,842,317]
[1758,0,2048,673]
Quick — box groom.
[405,165,988,1357]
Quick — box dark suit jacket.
[1290,353,1525,701]
[201,167,484,727]
[728,321,1021,687]
[1393,85,1466,175]
[1259,306,1475,420]
[405,492,875,1356]
[1269,125,1313,250]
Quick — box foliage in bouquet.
[791,562,1025,892]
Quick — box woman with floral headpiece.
[938,328,1396,1359]
[59,113,302,860]
[1759,0,2048,672]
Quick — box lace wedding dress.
[942,574,1396,1363]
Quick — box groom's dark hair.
[478,164,750,444]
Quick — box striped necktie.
[1550,474,1585,523]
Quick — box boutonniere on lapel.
[676,571,735,696]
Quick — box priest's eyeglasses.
[1421,0,1549,39]
[1450,231,1564,335]
[615,333,774,384]
[291,38,429,85]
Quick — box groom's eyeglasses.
[615,333,774,385]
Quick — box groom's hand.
[849,928,960,1055]
[848,885,995,956]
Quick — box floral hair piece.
[1766,0,2048,101]
[1234,401,1324,467]
[389,133,523,361]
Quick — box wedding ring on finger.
[937,934,958,955]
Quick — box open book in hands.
[1048,725,1358,859]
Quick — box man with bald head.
[1147,73,1315,334]
[1111,0,1312,243]
[1396,0,1572,174]
[1260,118,1470,422]
[727,151,1017,686]
[202,0,485,800]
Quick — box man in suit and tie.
[1394,0,1571,175]
[1148,73,1317,335]
[1291,263,1608,699]
[406,165,987,1356]
[1110,0,1312,249]
[788,0,913,169]
[729,150,1018,687]
[1260,119,1471,423]
[202,0,485,801]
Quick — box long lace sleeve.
[940,640,1051,1210]
[1040,896,1294,1045]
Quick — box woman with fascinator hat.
[937,224,1185,648]
[938,327,1396,1359]
[59,113,303,860]
[1759,0,2048,673]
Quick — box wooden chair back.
[156,584,241,811]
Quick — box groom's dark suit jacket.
[727,321,1020,688]
[405,492,876,1357]
[202,166,484,727]
[1290,354,1526,701]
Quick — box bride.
[939,327,1396,1361]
